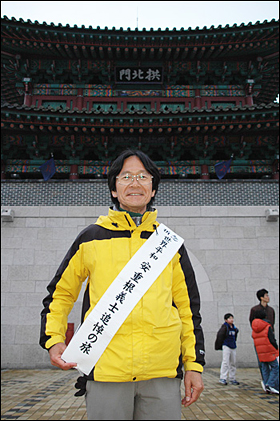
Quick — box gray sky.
[1,1,279,30]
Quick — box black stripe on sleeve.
[178,245,205,367]
[39,224,131,349]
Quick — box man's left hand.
[181,370,204,407]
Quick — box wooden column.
[272,160,279,180]
[201,164,210,180]
[23,80,32,106]
[194,89,201,108]
[76,88,84,110]
[1,161,6,180]
[245,81,254,105]
[69,164,79,180]
[245,95,253,106]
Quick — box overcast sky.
[1,1,279,30]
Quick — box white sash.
[61,223,184,375]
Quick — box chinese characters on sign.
[115,67,163,84]
[79,228,178,355]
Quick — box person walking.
[215,313,239,386]
[40,149,205,420]
[251,309,279,394]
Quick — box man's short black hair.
[224,313,234,320]
[253,309,266,320]
[256,289,268,301]
[107,149,161,209]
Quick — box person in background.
[251,309,279,394]
[249,289,275,331]
[215,313,239,386]
[249,288,276,388]
[40,149,205,420]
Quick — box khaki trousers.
[220,345,237,381]
[85,377,182,420]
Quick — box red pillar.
[23,80,32,106]
[272,161,279,180]
[69,164,79,179]
[1,161,6,180]
[194,89,201,108]
[76,88,84,110]
[24,94,32,106]
[245,95,253,106]
[201,164,210,180]
[245,81,254,105]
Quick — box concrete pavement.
[1,368,279,420]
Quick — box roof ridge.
[1,15,279,33]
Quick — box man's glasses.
[116,173,153,185]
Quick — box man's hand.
[48,342,77,370]
[181,370,204,407]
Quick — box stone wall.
[1,179,279,207]
[1,205,279,369]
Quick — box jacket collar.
[252,318,270,333]
[96,207,158,231]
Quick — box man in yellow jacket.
[40,149,205,420]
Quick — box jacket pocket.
[144,323,182,375]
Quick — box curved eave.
[2,101,278,114]
[2,102,279,134]
[1,16,279,52]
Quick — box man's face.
[261,293,270,304]
[112,156,155,214]
[226,316,234,325]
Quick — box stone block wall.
[1,205,279,369]
[1,179,279,207]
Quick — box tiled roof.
[1,15,278,33]
[2,16,278,105]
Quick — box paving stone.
[1,368,278,420]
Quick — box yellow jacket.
[40,208,205,381]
